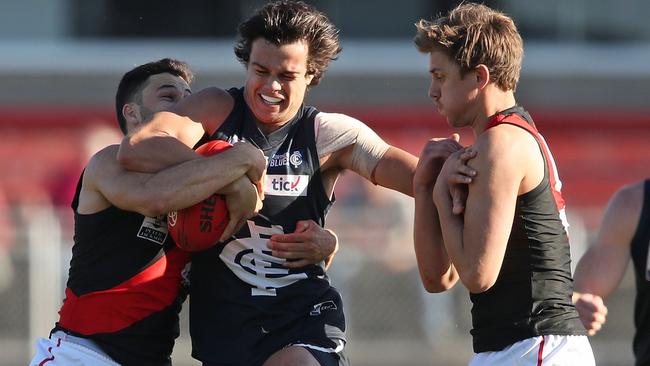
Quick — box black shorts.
[304,343,349,366]
[202,320,347,366]
[247,292,347,366]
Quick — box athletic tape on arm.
[315,112,390,181]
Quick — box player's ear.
[475,64,490,89]
[305,73,315,86]
[122,103,141,125]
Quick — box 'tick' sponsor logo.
[264,175,309,196]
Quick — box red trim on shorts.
[537,336,546,366]
[38,338,60,366]
[58,248,189,335]
[38,353,54,366]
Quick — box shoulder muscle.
[171,87,235,138]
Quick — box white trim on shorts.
[291,338,345,354]
[29,331,119,366]
[468,335,595,366]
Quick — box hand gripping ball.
[168,140,232,251]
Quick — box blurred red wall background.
[1,105,649,228]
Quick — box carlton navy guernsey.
[53,173,190,365]
[189,87,346,365]
[470,106,586,353]
[630,179,650,366]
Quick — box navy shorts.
[304,343,349,366]
[247,292,347,366]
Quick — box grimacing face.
[136,73,192,124]
[243,38,314,133]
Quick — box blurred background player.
[29,58,267,366]
[0,187,15,293]
[573,178,650,366]
[117,1,424,365]
[413,3,595,365]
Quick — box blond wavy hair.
[414,3,523,91]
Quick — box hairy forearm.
[118,133,200,173]
[143,149,251,213]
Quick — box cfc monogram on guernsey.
[53,172,190,366]
[219,220,308,296]
[189,87,346,365]
[470,106,586,353]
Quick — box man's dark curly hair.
[234,0,341,86]
[115,58,193,134]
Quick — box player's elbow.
[461,271,497,294]
[116,141,140,171]
[422,279,453,293]
[141,202,168,218]
[116,127,164,172]
[420,270,458,293]
[137,194,171,217]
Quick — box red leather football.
[168,140,232,251]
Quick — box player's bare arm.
[219,175,264,242]
[434,125,538,293]
[574,182,641,297]
[118,87,234,172]
[573,182,642,334]
[277,112,410,269]
[82,144,263,217]
[320,136,417,197]
[372,147,418,196]
[413,135,475,292]
[312,112,407,196]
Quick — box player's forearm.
[215,173,256,196]
[373,147,417,197]
[118,131,200,173]
[414,185,457,292]
[143,150,252,213]
[118,110,208,173]
[573,250,621,299]
[323,229,339,270]
[434,185,488,290]
[317,228,338,269]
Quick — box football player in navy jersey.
[30,57,336,366]
[115,1,439,365]
[413,3,595,365]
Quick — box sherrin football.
[168,140,232,251]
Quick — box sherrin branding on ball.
[168,140,232,251]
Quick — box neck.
[256,120,288,135]
[471,87,517,137]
